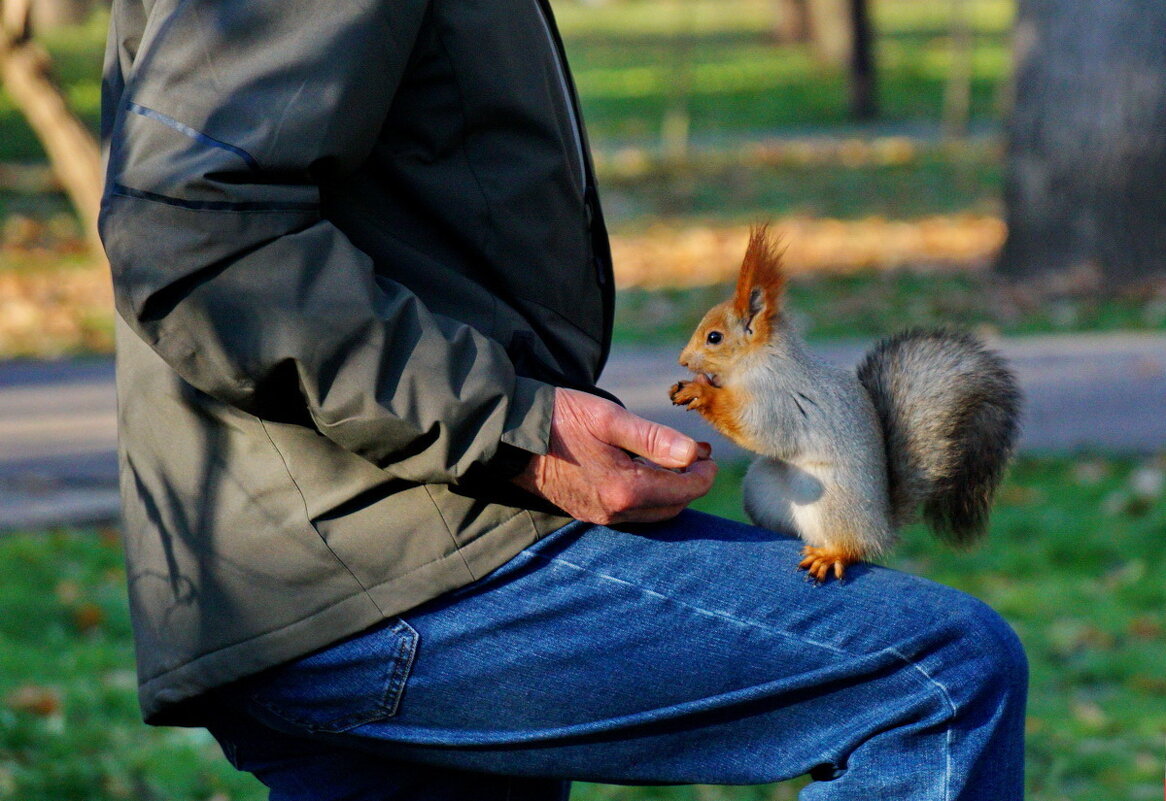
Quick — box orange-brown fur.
[669,225,893,583]
[668,376,755,452]
[669,226,784,455]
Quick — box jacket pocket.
[246,618,419,734]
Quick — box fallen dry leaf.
[1128,615,1163,640]
[6,684,62,717]
[72,602,105,633]
[0,256,113,357]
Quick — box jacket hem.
[139,506,571,726]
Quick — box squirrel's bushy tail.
[856,329,1022,545]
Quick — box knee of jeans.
[946,592,1029,702]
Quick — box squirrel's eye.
[706,331,723,345]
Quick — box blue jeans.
[207,510,1027,800]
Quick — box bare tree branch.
[1,0,105,261]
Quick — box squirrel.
[669,226,1022,582]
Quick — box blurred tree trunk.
[779,0,876,120]
[847,0,876,120]
[0,0,104,258]
[998,0,1166,285]
[772,0,811,43]
[31,0,97,29]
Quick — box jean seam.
[523,549,851,656]
[886,646,955,801]
[382,620,421,719]
[525,548,957,788]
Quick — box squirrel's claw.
[799,546,858,584]
[669,380,700,408]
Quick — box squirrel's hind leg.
[744,457,890,584]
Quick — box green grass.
[598,137,1003,224]
[1,1,1015,315]
[0,1,1012,159]
[553,0,1014,141]
[1,455,1163,800]
[0,528,260,800]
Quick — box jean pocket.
[246,618,419,734]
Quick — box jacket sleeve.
[99,0,555,484]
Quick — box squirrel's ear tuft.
[733,224,786,332]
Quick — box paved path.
[2,332,1164,530]
[602,333,1166,462]
[0,359,119,529]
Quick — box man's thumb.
[608,409,700,468]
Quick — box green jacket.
[100,0,614,725]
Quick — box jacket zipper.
[532,0,588,190]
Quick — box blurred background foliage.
[2,0,1165,357]
[0,2,1164,801]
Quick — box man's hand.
[513,388,716,525]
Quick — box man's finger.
[612,503,691,525]
[597,403,701,469]
[619,457,717,512]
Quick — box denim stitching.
[526,550,851,655]
[527,548,958,781]
[886,646,955,801]
[250,620,419,734]
[382,620,420,719]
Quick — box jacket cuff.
[492,377,555,476]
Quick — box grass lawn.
[2,0,1011,222]
[1,455,1163,800]
[7,0,1162,358]
[1,1,1012,238]
[0,1,1013,160]
[553,0,1013,141]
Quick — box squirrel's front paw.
[799,546,861,584]
[670,377,709,409]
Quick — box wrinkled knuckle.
[589,401,617,430]
[603,483,636,513]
